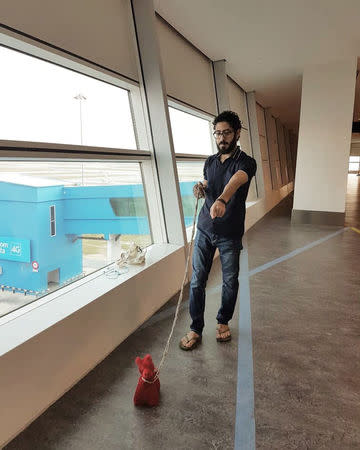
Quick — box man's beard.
[217,135,238,155]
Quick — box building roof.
[0,173,65,187]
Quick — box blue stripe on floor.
[249,228,347,277]
[234,242,256,450]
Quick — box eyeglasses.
[213,129,234,138]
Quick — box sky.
[0,45,214,157]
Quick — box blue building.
[0,174,83,294]
[0,173,195,294]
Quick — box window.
[169,106,214,155]
[0,161,152,317]
[50,206,56,237]
[0,45,137,149]
[349,156,360,173]
[169,103,214,238]
[176,161,205,229]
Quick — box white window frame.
[168,99,216,240]
[0,29,166,246]
[0,29,150,153]
[168,98,217,159]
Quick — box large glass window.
[0,161,151,317]
[349,156,360,173]
[169,106,213,155]
[0,46,137,149]
[176,162,205,228]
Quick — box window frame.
[348,156,360,173]
[0,30,172,321]
[168,98,217,159]
[168,99,216,239]
[49,205,56,237]
[0,29,150,155]
[0,29,168,244]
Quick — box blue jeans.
[189,229,242,335]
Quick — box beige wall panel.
[274,160,283,188]
[266,115,282,188]
[269,158,282,190]
[0,0,139,80]
[259,135,269,161]
[290,132,298,173]
[284,128,294,181]
[245,181,294,231]
[240,129,253,156]
[262,160,273,193]
[276,120,289,185]
[227,77,248,128]
[247,179,258,202]
[267,115,280,162]
[256,103,266,137]
[238,129,256,199]
[350,141,360,156]
[156,17,216,115]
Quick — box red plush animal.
[133,354,160,407]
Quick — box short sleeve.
[239,157,257,180]
[203,157,210,180]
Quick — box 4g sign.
[0,236,31,263]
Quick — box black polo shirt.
[197,147,257,240]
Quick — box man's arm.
[210,170,248,219]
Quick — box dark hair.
[213,110,242,131]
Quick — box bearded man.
[179,110,257,351]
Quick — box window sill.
[0,243,181,357]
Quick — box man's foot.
[216,324,231,342]
[179,331,202,351]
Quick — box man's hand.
[193,182,206,199]
[210,199,226,219]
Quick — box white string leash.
[143,195,200,384]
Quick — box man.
[179,110,257,350]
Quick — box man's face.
[214,121,240,154]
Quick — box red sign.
[32,261,39,272]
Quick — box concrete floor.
[247,195,360,449]
[4,180,360,449]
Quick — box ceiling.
[154,0,360,133]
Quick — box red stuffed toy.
[133,354,160,407]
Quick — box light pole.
[74,93,87,185]
[74,93,87,145]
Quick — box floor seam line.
[249,227,347,277]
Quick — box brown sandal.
[216,325,231,342]
[179,332,202,351]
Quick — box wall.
[0,246,186,447]
[245,182,294,230]
[293,58,357,214]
